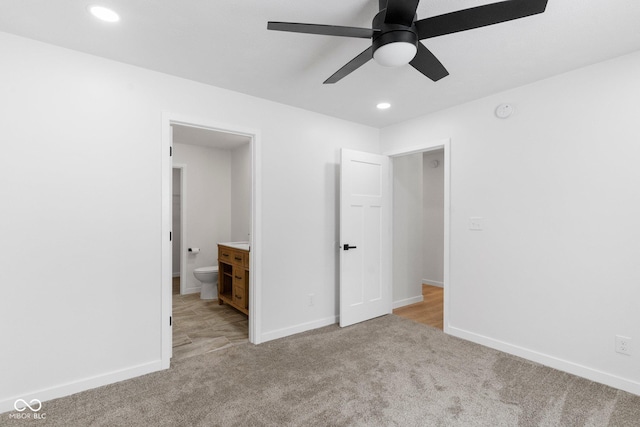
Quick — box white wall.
[381,50,640,395]
[0,32,379,411]
[230,143,251,242]
[173,143,231,293]
[422,150,444,286]
[392,154,424,307]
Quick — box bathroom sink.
[219,241,250,251]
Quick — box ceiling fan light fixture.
[373,42,417,67]
[268,0,549,83]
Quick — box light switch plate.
[469,217,483,231]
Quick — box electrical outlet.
[615,335,632,356]
[308,294,315,307]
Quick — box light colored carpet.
[2,315,639,426]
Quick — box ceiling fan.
[267,0,548,84]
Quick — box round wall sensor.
[495,103,514,119]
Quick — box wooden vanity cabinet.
[218,244,249,315]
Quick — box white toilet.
[193,266,219,300]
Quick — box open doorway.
[161,114,262,368]
[170,125,252,361]
[386,140,450,333]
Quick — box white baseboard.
[448,326,640,397]
[181,286,201,295]
[0,361,163,414]
[393,295,424,309]
[422,279,443,287]
[260,316,338,343]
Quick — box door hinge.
[170,146,172,156]
[169,316,172,326]
[170,231,172,241]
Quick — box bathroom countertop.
[218,241,250,251]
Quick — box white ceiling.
[1,0,639,128]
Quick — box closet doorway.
[387,140,450,333]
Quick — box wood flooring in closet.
[393,284,444,330]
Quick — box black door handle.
[343,244,357,251]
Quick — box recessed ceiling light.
[377,102,391,110]
[88,5,120,23]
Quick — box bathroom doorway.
[161,114,262,367]
[171,126,251,360]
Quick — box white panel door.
[340,149,391,327]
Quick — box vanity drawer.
[233,284,247,308]
[231,252,245,266]
[218,247,234,263]
[232,268,245,285]
[219,247,245,266]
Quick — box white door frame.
[161,113,262,368]
[384,138,451,333]
[171,164,188,295]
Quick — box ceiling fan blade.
[383,0,420,27]
[267,22,376,39]
[409,43,449,81]
[324,47,373,84]
[415,0,548,39]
